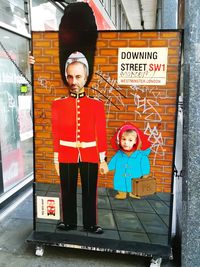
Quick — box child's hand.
[142,174,151,179]
[99,162,108,175]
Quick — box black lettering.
[126,52,131,59]
[121,63,125,71]
[121,52,126,59]
[153,52,158,59]
[121,51,158,60]
[129,64,134,71]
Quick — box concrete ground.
[0,186,179,267]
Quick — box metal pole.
[182,1,200,266]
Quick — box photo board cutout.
[30,29,181,258]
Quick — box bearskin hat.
[59,2,98,86]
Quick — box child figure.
[108,123,151,199]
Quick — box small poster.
[118,47,168,85]
[18,95,33,141]
[37,196,60,220]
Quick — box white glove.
[54,163,60,176]
[99,162,109,175]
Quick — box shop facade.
[0,0,34,206]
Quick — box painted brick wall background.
[32,31,181,193]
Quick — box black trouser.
[59,162,98,228]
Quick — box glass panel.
[31,0,63,31]
[9,0,25,10]
[0,0,29,36]
[0,28,33,193]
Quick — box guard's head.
[65,51,89,78]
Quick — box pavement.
[0,186,180,267]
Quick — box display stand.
[28,25,182,267]
[27,231,170,265]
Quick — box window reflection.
[0,28,33,193]
[31,0,63,31]
[0,0,29,35]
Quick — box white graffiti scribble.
[144,122,165,164]
[91,71,126,111]
[133,93,162,122]
[129,84,166,100]
[130,84,154,95]
[38,77,55,94]
[91,69,166,164]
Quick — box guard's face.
[66,62,87,93]
[120,131,137,151]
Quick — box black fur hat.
[59,2,98,86]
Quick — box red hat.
[111,123,151,151]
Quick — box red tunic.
[52,92,107,163]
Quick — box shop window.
[0,28,33,194]
[31,0,63,31]
[0,0,30,36]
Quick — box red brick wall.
[32,31,181,192]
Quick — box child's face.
[120,131,137,151]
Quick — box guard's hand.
[54,163,60,176]
[99,162,109,175]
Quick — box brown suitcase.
[132,177,156,197]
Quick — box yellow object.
[129,193,141,199]
[115,191,127,199]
